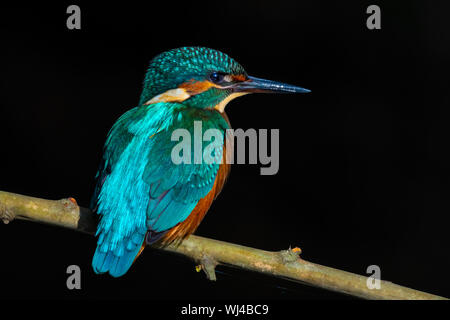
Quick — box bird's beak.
[231,76,310,94]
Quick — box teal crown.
[138,47,246,107]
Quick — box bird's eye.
[209,72,225,83]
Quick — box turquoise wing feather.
[91,103,229,277]
[143,107,228,232]
[92,106,153,277]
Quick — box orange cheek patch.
[232,74,247,82]
[179,79,215,94]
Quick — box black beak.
[232,76,310,94]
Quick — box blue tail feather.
[92,232,146,278]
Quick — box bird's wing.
[143,107,230,235]
[92,105,169,276]
[91,107,142,211]
[92,104,229,276]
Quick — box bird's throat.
[214,92,249,113]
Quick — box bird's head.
[139,47,310,112]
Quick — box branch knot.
[0,202,14,224]
[280,246,302,264]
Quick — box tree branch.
[0,190,446,300]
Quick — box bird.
[91,46,310,277]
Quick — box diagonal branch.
[0,190,447,300]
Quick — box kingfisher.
[91,47,310,277]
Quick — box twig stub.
[198,255,218,281]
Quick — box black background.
[0,1,449,301]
